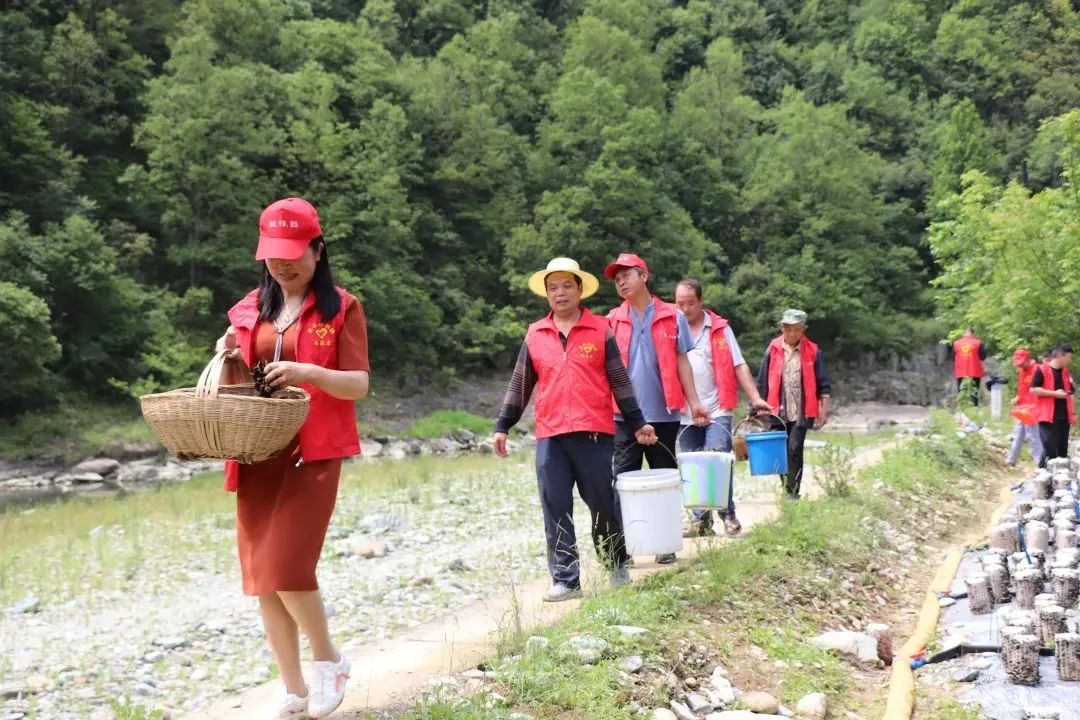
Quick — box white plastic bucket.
[615,469,683,556]
[677,451,734,508]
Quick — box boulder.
[809,631,881,665]
[70,458,120,477]
[56,472,104,485]
[740,690,780,714]
[560,635,610,664]
[795,693,828,719]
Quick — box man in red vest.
[1031,343,1075,469]
[952,328,987,406]
[674,279,772,537]
[755,309,831,498]
[605,253,710,565]
[492,258,657,602]
[1006,348,1044,467]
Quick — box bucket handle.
[664,413,782,465]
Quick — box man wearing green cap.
[755,309,831,498]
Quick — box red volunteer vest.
[1036,363,1076,425]
[222,287,362,489]
[953,335,985,379]
[704,310,739,411]
[525,308,614,438]
[766,336,820,419]
[1017,362,1037,407]
[608,297,685,413]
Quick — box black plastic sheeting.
[956,653,1080,720]
[916,481,1080,720]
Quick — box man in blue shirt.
[606,253,709,564]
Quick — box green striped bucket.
[676,451,734,508]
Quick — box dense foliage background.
[2,0,1078,418]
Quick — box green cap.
[779,308,808,325]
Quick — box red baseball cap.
[256,198,323,260]
[1012,348,1032,366]
[604,252,649,279]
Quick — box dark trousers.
[1038,420,1070,468]
[780,420,809,498]
[536,432,628,588]
[957,377,981,406]
[613,421,681,475]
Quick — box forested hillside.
[2,0,1078,417]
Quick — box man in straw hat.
[605,252,710,565]
[755,309,831,499]
[492,258,657,602]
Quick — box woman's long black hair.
[258,236,341,323]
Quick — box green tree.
[0,282,61,416]
[929,98,1002,215]
[929,111,1080,354]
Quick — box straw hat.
[528,258,600,299]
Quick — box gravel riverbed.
[1,456,552,720]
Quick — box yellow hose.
[882,484,1014,719]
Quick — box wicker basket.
[139,351,310,463]
[732,413,783,461]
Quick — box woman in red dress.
[216,198,369,719]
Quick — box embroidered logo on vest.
[308,323,336,347]
[578,341,597,360]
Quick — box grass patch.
[408,410,493,439]
[0,396,155,462]
[918,698,983,719]
[399,411,998,720]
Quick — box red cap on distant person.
[604,252,649,279]
[256,198,323,261]
[1012,348,1031,366]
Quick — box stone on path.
[739,690,780,714]
[796,692,828,719]
[10,596,40,615]
[524,636,550,654]
[652,709,677,720]
[808,631,881,665]
[560,635,610,664]
[685,691,713,714]
[669,700,697,720]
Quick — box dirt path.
[186,429,917,720]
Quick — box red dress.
[235,297,368,595]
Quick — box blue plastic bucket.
[745,431,788,476]
[676,451,734,508]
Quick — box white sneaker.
[307,654,350,718]
[268,689,309,719]
[542,583,583,602]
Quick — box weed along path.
[185,423,925,720]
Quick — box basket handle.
[194,352,253,455]
[196,351,252,399]
[734,411,786,436]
